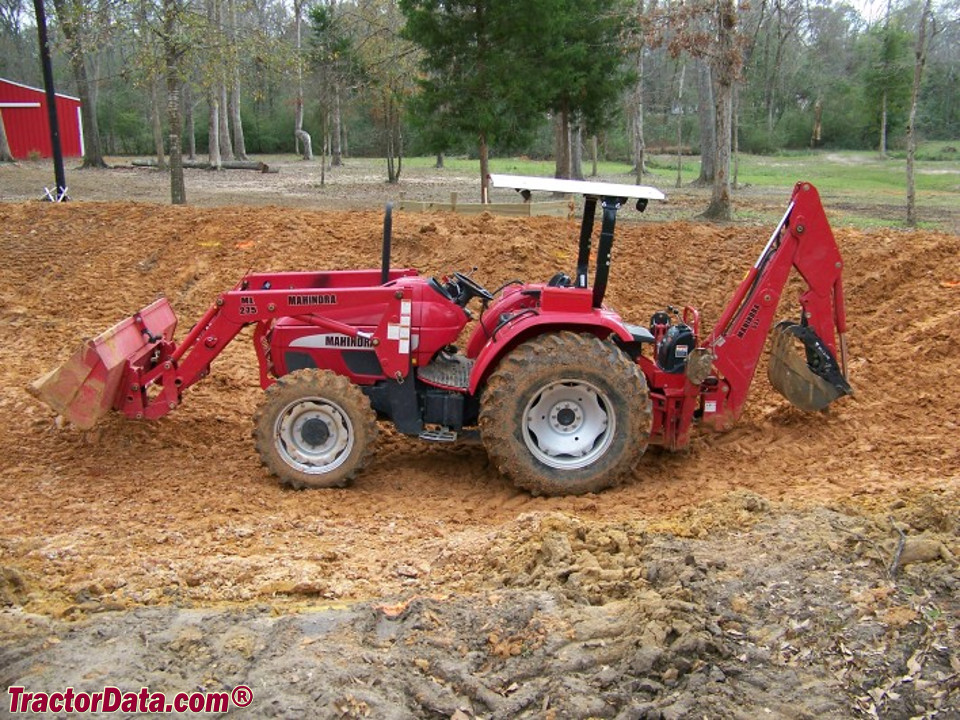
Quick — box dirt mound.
[3,507,956,718]
[0,201,957,717]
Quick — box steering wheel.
[453,271,494,302]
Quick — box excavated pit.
[0,196,956,718]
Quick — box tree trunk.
[571,118,583,180]
[293,0,313,160]
[479,133,490,203]
[0,110,14,162]
[395,104,403,183]
[208,88,221,169]
[385,95,401,184]
[879,91,888,158]
[390,94,403,182]
[151,76,167,169]
[332,85,342,166]
[435,152,444,169]
[184,82,196,160]
[227,0,246,160]
[694,58,715,187]
[810,97,823,147]
[702,0,737,221]
[906,0,932,227]
[704,84,733,220]
[218,81,232,160]
[633,27,646,183]
[676,63,686,189]
[295,106,312,160]
[165,0,185,205]
[386,119,395,184]
[229,77,246,159]
[590,135,598,177]
[553,108,570,179]
[206,0,220,168]
[134,158,271,171]
[320,110,327,185]
[732,82,740,189]
[53,0,107,168]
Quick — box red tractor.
[31,177,852,496]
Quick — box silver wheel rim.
[274,397,354,475]
[522,379,614,470]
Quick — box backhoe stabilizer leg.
[768,321,853,412]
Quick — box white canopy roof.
[490,174,665,201]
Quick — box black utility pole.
[34,0,68,200]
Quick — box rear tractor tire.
[253,369,377,489]
[480,332,652,496]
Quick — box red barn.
[0,78,83,160]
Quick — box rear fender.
[467,313,634,395]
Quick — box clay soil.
[0,161,958,719]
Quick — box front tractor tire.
[253,369,377,489]
[480,332,652,496]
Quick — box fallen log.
[132,159,276,173]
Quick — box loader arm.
[120,278,416,421]
[700,181,851,430]
[31,269,419,428]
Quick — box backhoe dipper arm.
[701,182,849,429]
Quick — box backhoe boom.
[700,181,851,429]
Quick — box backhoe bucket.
[29,299,177,429]
[768,320,852,412]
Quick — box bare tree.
[693,58,715,186]
[293,0,313,160]
[906,0,933,227]
[226,0,247,160]
[331,85,342,166]
[645,0,745,220]
[163,0,186,204]
[675,61,686,188]
[205,0,221,169]
[632,60,646,181]
[703,0,740,220]
[51,0,108,168]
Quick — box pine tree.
[539,0,632,179]
[400,0,551,201]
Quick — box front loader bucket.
[768,320,852,412]
[28,299,177,429]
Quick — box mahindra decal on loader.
[30,177,852,496]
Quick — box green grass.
[407,144,959,195]
[644,149,959,193]
[400,145,960,231]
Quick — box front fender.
[467,311,634,395]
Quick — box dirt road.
[0,163,957,718]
